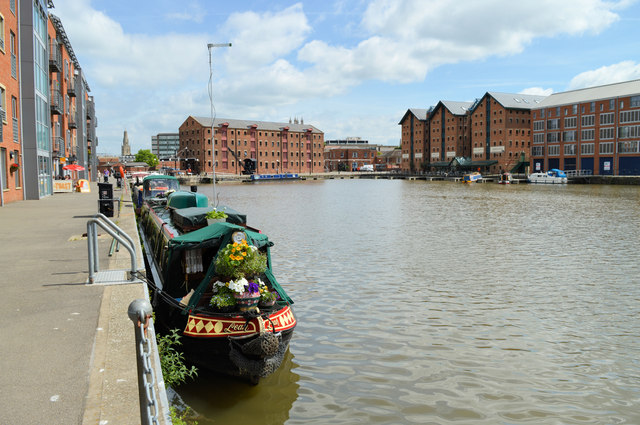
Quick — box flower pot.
[207,218,225,226]
[234,292,260,312]
[259,299,276,308]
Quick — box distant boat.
[527,169,568,184]
[462,172,482,183]
[498,172,513,184]
[248,173,300,182]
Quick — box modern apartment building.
[469,92,546,174]
[399,108,429,173]
[530,79,640,175]
[151,132,179,160]
[178,117,325,175]
[0,2,95,205]
[0,0,22,204]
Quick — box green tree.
[135,149,159,168]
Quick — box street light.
[208,42,231,207]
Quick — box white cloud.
[520,87,554,96]
[568,61,640,89]
[50,0,635,154]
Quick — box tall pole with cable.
[207,42,231,207]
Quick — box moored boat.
[248,173,300,182]
[137,176,296,384]
[527,168,568,184]
[498,172,513,184]
[462,172,482,183]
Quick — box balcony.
[52,135,63,154]
[49,41,62,73]
[86,98,95,120]
[50,90,63,115]
[68,111,77,129]
[67,77,76,97]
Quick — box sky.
[49,0,640,155]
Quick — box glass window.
[0,148,7,190]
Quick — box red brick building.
[399,108,429,173]
[530,79,640,175]
[0,0,22,203]
[179,117,325,175]
[469,92,545,174]
[324,143,377,172]
[428,100,473,171]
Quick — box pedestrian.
[103,169,109,183]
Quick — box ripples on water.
[178,180,640,424]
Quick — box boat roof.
[144,174,179,181]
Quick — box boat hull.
[152,292,296,383]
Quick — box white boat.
[527,169,568,184]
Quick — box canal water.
[177,179,640,425]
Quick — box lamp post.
[208,42,231,207]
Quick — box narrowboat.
[462,172,483,183]
[527,169,568,184]
[137,177,296,384]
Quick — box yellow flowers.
[225,240,250,264]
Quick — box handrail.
[87,214,138,284]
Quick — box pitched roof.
[487,92,547,109]
[398,108,431,124]
[440,100,474,115]
[190,117,323,133]
[535,79,640,108]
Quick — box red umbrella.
[63,164,85,171]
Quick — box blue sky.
[50,0,640,155]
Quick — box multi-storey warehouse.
[530,79,640,176]
[179,117,325,175]
[428,100,473,170]
[468,92,546,174]
[399,108,429,173]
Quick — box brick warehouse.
[469,92,546,174]
[401,80,640,176]
[530,79,640,176]
[179,117,325,175]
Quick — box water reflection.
[179,180,640,424]
[177,351,300,425]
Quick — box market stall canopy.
[63,164,85,171]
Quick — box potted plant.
[259,287,278,308]
[205,209,228,225]
[9,163,19,173]
[210,239,268,312]
[209,286,237,312]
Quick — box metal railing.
[86,213,137,284]
[565,169,594,177]
[128,299,160,425]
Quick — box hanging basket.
[9,163,19,173]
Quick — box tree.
[135,149,159,168]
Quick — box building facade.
[469,92,545,174]
[0,0,22,204]
[428,101,473,170]
[178,117,325,175]
[324,142,377,172]
[1,2,96,205]
[399,108,429,173]
[151,132,179,160]
[530,80,640,176]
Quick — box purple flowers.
[246,281,260,294]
